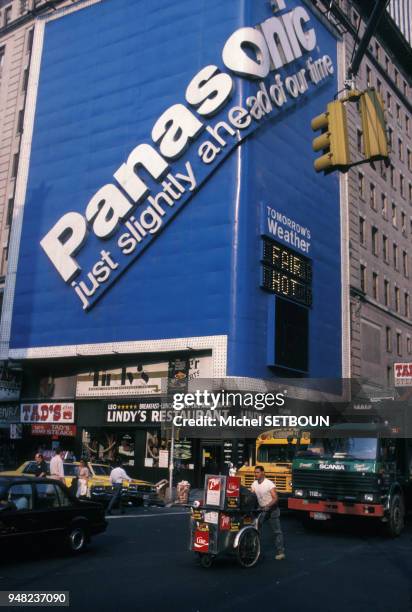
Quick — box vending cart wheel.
[199,554,214,568]
[237,529,260,568]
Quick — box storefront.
[75,397,198,484]
[0,404,22,469]
[19,402,77,461]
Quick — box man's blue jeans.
[107,483,123,513]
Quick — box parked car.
[0,476,107,553]
[0,461,113,504]
[0,461,162,506]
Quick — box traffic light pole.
[347,0,390,81]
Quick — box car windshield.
[298,437,378,460]
[91,465,111,476]
[63,464,78,476]
[257,444,307,462]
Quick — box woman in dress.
[77,458,90,498]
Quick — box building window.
[408,149,412,173]
[406,115,410,136]
[400,174,405,198]
[358,173,365,199]
[22,68,29,93]
[16,110,24,134]
[6,198,14,227]
[372,272,378,300]
[393,243,398,269]
[370,183,376,210]
[375,42,380,62]
[395,286,400,312]
[359,216,365,245]
[386,91,392,113]
[405,292,410,318]
[11,153,19,178]
[0,46,5,72]
[390,165,395,189]
[401,211,406,233]
[388,127,393,150]
[403,251,409,277]
[357,129,363,154]
[376,78,382,95]
[409,183,412,204]
[396,332,402,356]
[386,326,392,351]
[0,248,7,276]
[360,264,366,293]
[4,5,12,27]
[407,337,411,354]
[394,69,399,89]
[366,65,372,88]
[392,202,397,227]
[404,81,408,98]
[398,139,403,162]
[381,193,387,218]
[384,280,390,306]
[27,28,34,54]
[371,226,379,255]
[396,103,401,125]
[385,55,390,73]
[383,235,389,262]
[387,366,392,386]
[352,9,359,26]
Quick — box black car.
[0,476,107,553]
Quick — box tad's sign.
[20,403,75,423]
[394,363,412,386]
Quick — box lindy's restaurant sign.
[40,3,334,311]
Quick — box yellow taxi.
[0,461,160,506]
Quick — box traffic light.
[311,100,350,173]
[359,88,388,160]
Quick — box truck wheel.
[383,493,404,538]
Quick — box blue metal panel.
[10,0,342,378]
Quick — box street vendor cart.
[189,474,262,568]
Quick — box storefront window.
[82,429,135,466]
[145,430,168,468]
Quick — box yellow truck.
[237,428,310,502]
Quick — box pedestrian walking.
[77,458,90,498]
[33,452,48,478]
[251,465,285,561]
[106,462,131,515]
[49,448,65,482]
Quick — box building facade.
[0,1,71,311]
[329,0,412,387]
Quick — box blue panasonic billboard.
[7,0,343,378]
